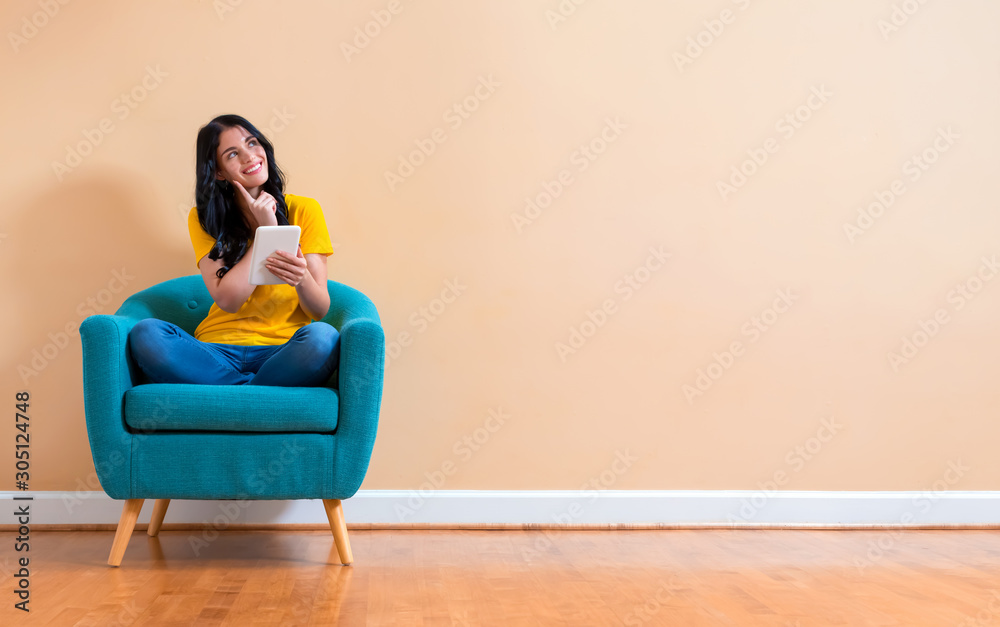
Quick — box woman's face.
[214,125,268,191]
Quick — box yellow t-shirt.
[187,193,334,346]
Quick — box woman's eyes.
[224,139,258,159]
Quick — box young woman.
[128,114,339,386]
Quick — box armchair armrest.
[79,314,141,499]
[327,302,385,498]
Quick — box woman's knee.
[129,318,182,362]
[299,322,340,366]
[130,318,164,353]
[296,322,339,346]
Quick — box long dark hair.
[195,114,289,279]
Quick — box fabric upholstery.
[124,384,339,433]
[80,274,384,501]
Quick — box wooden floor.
[0,528,998,626]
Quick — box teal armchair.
[79,275,385,567]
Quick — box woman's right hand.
[232,179,278,228]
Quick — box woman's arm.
[262,247,330,320]
[198,245,259,313]
[297,253,331,320]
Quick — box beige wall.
[3,0,999,494]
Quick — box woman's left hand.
[266,245,310,287]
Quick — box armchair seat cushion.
[124,384,339,433]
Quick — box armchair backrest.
[116,275,212,335]
[114,274,382,332]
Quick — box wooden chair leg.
[323,499,353,565]
[108,499,144,567]
[147,499,170,537]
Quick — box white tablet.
[248,225,301,285]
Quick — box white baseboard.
[3,490,1000,527]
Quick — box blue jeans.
[128,318,340,386]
